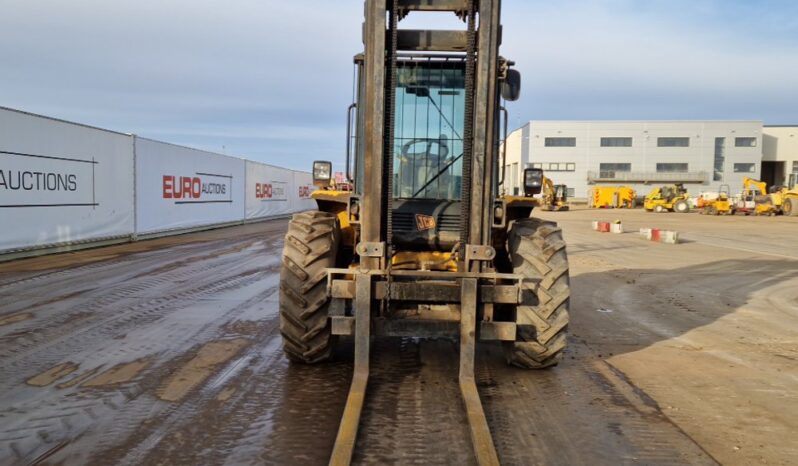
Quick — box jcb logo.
[256,183,273,199]
[415,214,436,231]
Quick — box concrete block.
[598,222,611,233]
[591,221,599,231]
[650,229,661,242]
[661,230,680,244]
[610,223,623,234]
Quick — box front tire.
[279,211,339,364]
[784,197,798,217]
[504,218,570,369]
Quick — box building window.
[657,137,690,147]
[733,163,756,173]
[600,137,632,147]
[735,137,757,147]
[599,163,631,178]
[793,161,798,174]
[657,163,689,173]
[548,162,576,172]
[528,162,576,172]
[566,188,575,198]
[713,137,725,182]
[544,137,576,147]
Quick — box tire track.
[0,223,289,465]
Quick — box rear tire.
[674,200,690,213]
[784,197,798,217]
[279,211,339,364]
[654,205,666,213]
[504,218,570,369]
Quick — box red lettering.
[192,177,201,198]
[180,177,191,199]
[163,175,174,198]
[256,182,273,199]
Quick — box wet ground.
[0,210,796,465]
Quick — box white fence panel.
[245,162,317,220]
[292,171,317,213]
[245,161,295,219]
[135,138,246,234]
[0,107,135,252]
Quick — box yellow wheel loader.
[767,174,798,216]
[278,2,570,464]
[644,184,690,213]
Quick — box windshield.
[393,61,465,199]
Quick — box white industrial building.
[762,125,798,187]
[503,120,765,199]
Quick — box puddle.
[157,338,250,402]
[82,359,151,387]
[27,362,79,386]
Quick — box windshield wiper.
[412,152,463,198]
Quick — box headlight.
[313,161,332,181]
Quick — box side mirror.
[501,69,521,102]
[523,168,543,197]
[313,160,332,188]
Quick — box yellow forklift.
[280,2,569,464]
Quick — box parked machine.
[540,176,569,211]
[767,174,798,216]
[589,186,636,209]
[279,2,570,464]
[735,177,777,216]
[644,184,691,213]
[697,185,734,215]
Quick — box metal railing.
[587,171,707,184]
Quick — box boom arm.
[742,177,767,196]
[541,176,556,204]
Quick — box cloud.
[1,0,796,170]
[501,0,798,121]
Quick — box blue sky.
[1,0,796,170]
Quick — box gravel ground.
[0,209,795,465]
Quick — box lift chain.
[460,0,477,263]
[384,0,400,311]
